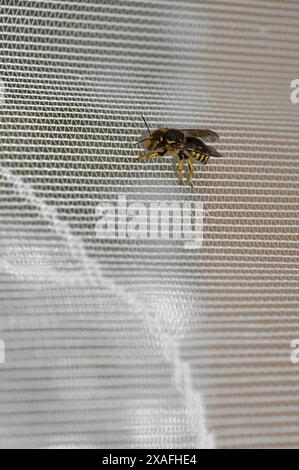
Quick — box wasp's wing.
[205,145,223,158]
[181,129,220,143]
[180,144,224,158]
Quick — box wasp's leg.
[137,150,167,161]
[187,158,195,187]
[177,157,184,185]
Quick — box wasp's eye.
[148,130,163,149]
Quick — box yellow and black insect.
[136,115,223,187]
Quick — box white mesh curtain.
[1,0,299,449]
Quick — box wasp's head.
[146,129,164,150]
[136,115,165,151]
[135,129,164,150]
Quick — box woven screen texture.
[1,0,299,449]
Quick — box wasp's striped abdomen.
[186,151,210,165]
[184,136,210,165]
[193,152,210,165]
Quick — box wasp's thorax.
[146,128,185,151]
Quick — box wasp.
[136,115,223,187]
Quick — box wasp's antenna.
[141,114,150,134]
